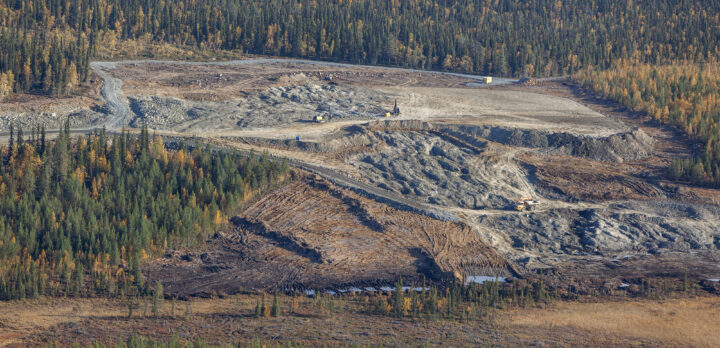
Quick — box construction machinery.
[515,197,540,211]
[314,113,331,123]
[383,100,401,118]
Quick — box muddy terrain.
[227,118,720,278]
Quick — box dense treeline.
[574,63,720,186]
[1,0,719,100]
[0,122,289,300]
[0,28,91,98]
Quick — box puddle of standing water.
[465,276,507,285]
[302,286,431,297]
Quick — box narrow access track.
[91,62,134,129]
[192,136,460,221]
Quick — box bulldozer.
[515,197,540,211]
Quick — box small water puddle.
[302,285,431,296]
[465,276,507,285]
[296,277,510,297]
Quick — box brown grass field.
[1,295,719,347]
[501,297,720,347]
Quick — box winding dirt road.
[90,62,133,129]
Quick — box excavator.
[383,100,401,118]
[515,197,540,211]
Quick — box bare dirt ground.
[110,61,481,99]
[91,60,720,290]
[102,60,612,136]
[0,79,105,130]
[3,295,720,347]
[147,173,513,297]
[377,87,630,136]
[3,59,720,346]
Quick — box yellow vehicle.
[515,197,540,211]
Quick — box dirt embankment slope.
[148,174,513,297]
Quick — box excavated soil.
[338,121,653,209]
[474,200,720,259]
[110,61,481,99]
[0,80,105,130]
[115,64,720,291]
[233,118,720,280]
[147,175,513,297]
[7,59,718,295]
[349,131,527,210]
[127,83,388,130]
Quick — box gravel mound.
[445,124,653,162]
[477,200,720,260]
[128,84,389,130]
[0,108,106,130]
[348,131,531,209]
[365,121,654,162]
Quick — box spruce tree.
[394,278,404,317]
[271,289,281,317]
[152,280,164,318]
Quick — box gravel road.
[93,57,517,88]
[90,62,134,128]
[89,58,515,130]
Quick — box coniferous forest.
[1,0,719,100]
[574,63,720,186]
[0,123,288,300]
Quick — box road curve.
[90,62,134,129]
[0,62,137,139]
